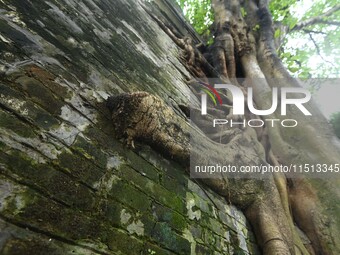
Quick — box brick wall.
[0,0,259,254]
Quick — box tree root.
[107,92,296,254]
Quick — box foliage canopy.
[176,0,340,78]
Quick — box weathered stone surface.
[0,0,259,254]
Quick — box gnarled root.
[107,92,297,255]
[245,185,294,254]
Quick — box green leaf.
[253,24,260,31]
[241,7,247,18]
[274,29,281,38]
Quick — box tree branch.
[312,20,340,26]
[307,32,337,68]
[302,29,327,35]
[293,4,340,30]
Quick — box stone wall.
[0,0,259,254]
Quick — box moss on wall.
[0,0,259,254]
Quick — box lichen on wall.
[0,0,259,254]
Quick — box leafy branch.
[307,32,337,68]
[293,4,340,30]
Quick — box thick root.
[107,92,302,255]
